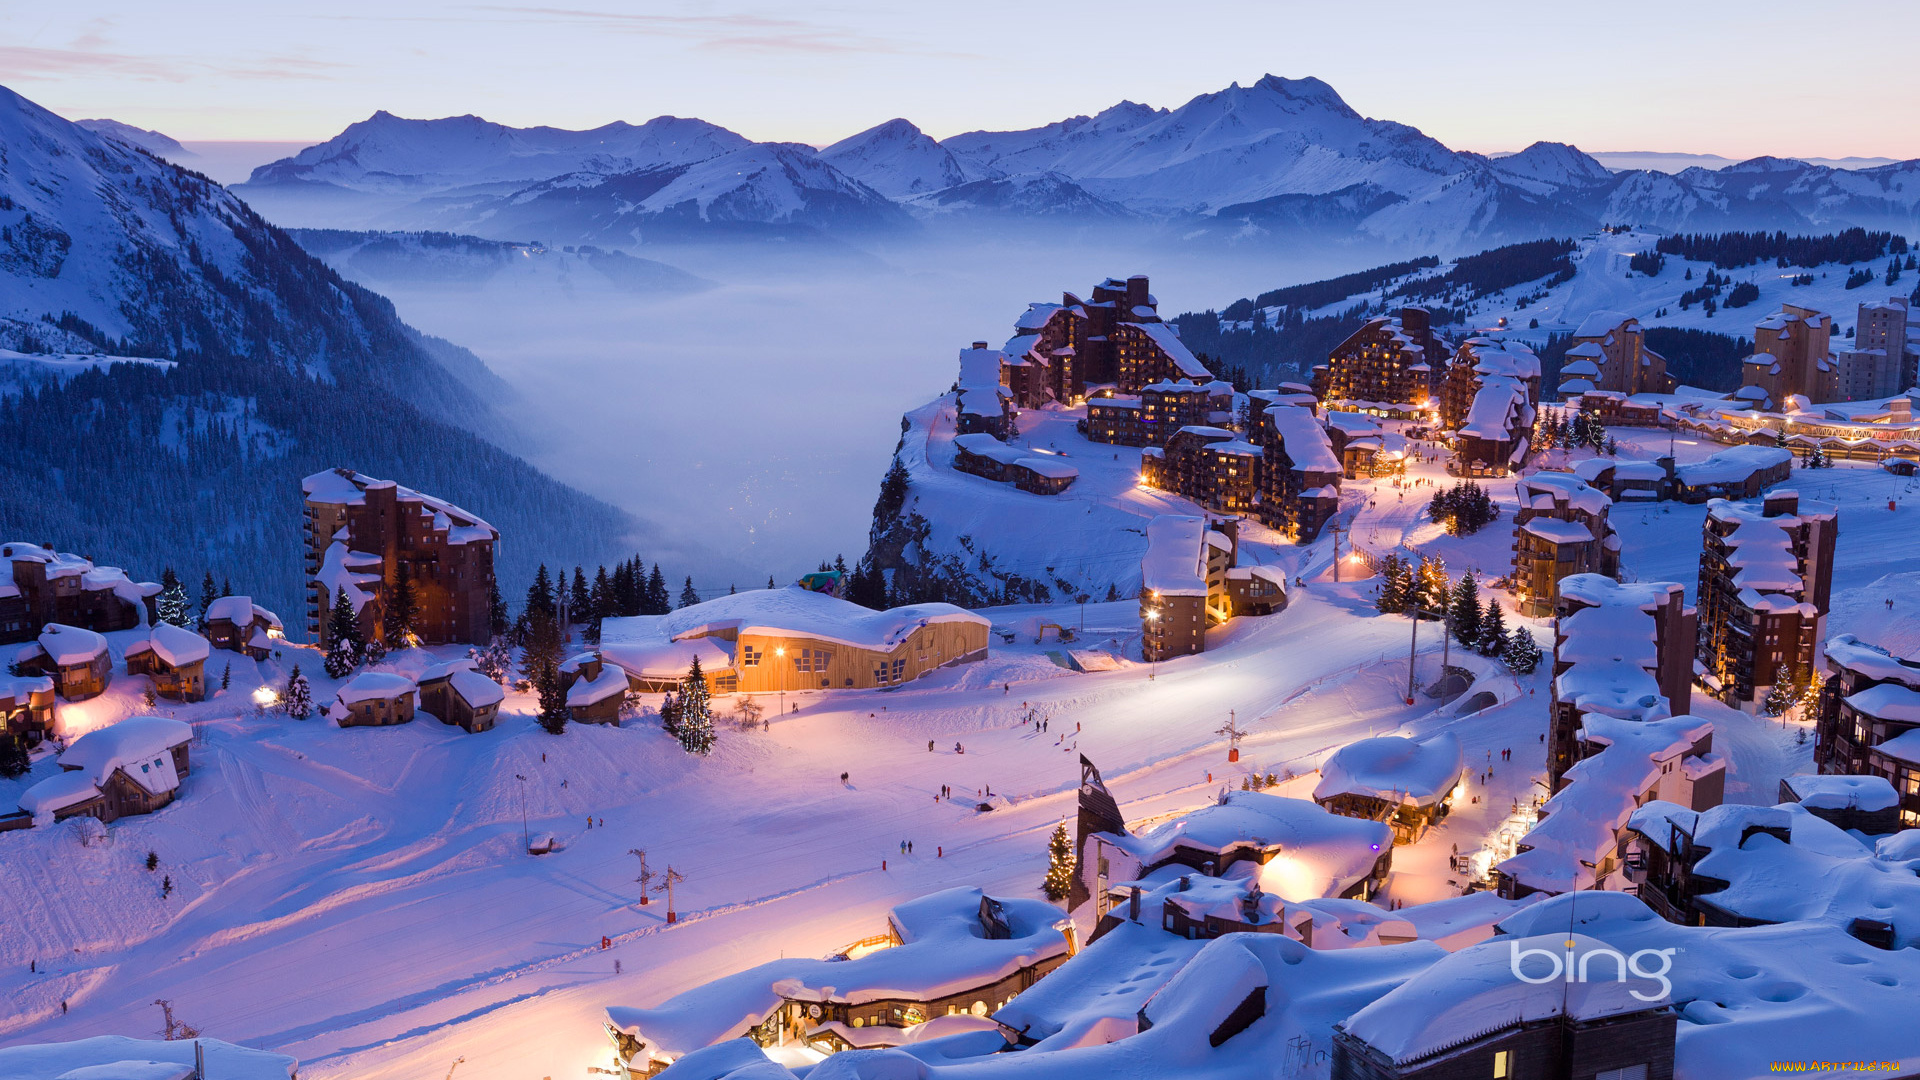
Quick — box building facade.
[1548,575,1696,790]
[1696,491,1837,709]
[1814,634,1920,828]
[304,469,498,650]
[1555,311,1671,399]
[1510,474,1622,617]
[1740,305,1837,408]
[1317,308,1448,406]
[0,542,157,644]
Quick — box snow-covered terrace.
[1313,732,1465,809]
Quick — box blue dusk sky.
[3,0,1916,159]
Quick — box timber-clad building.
[598,586,990,695]
[304,469,498,650]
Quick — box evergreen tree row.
[1373,555,1541,675]
[1427,481,1499,537]
[1654,228,1904,270]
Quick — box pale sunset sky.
[3,0,1915,160]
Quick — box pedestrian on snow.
[62,1001,67,1015]
[929,740,935,752]
[908,841,913,854]
[937,846,942,857]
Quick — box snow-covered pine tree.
[677,657,714,755]
[1477,597,1509,656]
[679,576,700,609]
[324,636,357,680]
[1503,626,1542,674]
[474,638,511,683]
[1797,670,1826,716]
[220,662,231,691]
[156,568,188,626]
[1376,554,1407,614]
[283,665,312,720]
[1762,664,1798,717]
[1040,822,1076,901]
[1450,575,1482,647]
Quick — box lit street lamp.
[775,645,786,716]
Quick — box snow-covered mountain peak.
[1493,142,1613,187]
[244,111,753,194]
[74,117,189,159]
[820,118,974,198]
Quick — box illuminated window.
[1493,1051,1511,1079]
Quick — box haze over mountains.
[0,84,633,619]
[222,74,1920,251]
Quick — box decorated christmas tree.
[156,568,189,627]
[677,656,714,756]
[1040,822,1076,901]
[1762,664,1798,717]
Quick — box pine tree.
[1798,670,1826,716]
[569,567,590,624]
[220,662,231,691]
[0,731,28,779]
[156,568,188,626]
[590,566,610,622]
[1450,574,1482,646]
[1040,822,1076,901]
[487,577,509,639]
[1503,626,1542,674]
[536,661,568,735]
[475,637,512,683]
[221,577,233,598]
[383,562,420,648]
[646,564,671,615]
[679,576,700,608]
[1413,555,1449,616]
[324,637,356,681]
[525,564,558,625]
[199,572,219,624]
[1477,597,1509,657]
[677,657,714,756]
[1376,554,1407,614]
[1762,663,1799,717]
[283,665,312,720]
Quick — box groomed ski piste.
[5,414,1920,1079]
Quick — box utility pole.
[775,646,787,715]
[629,848,653,906]
[1405,612,1421,705]
[655,866,686,924]
[512,773,530,851]
[1331,521,1347,583]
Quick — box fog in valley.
[334,226,1390,592]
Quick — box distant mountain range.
[222,74,1920,251]
[0,85,634,621]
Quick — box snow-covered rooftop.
[1341,932,1665,1064]
[566,663,628,708]
[335,671,417,705]
[205,594,281,629]
[1265,405,1341,473]
[1674,445,1791,487]
[1129,321,1210,381]
[125,622,210,668]
[1573,310,1636,340]
[37,623,108,666]
[57,715,192,794]
[600,586,987,660]
[449,668,505,709]
[0,1036,297,1080]
[1780,773,1898,812]
[1111,791,1391,901]
[1314,732,1464,807]
[1141,516,1212,598]
[301,469,497,543]
[604,887,1068,1061]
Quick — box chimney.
[1127,275,1149,309]
[1128,885,1142,921]
[971,341,989,351]
[1763,490,1801,518]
